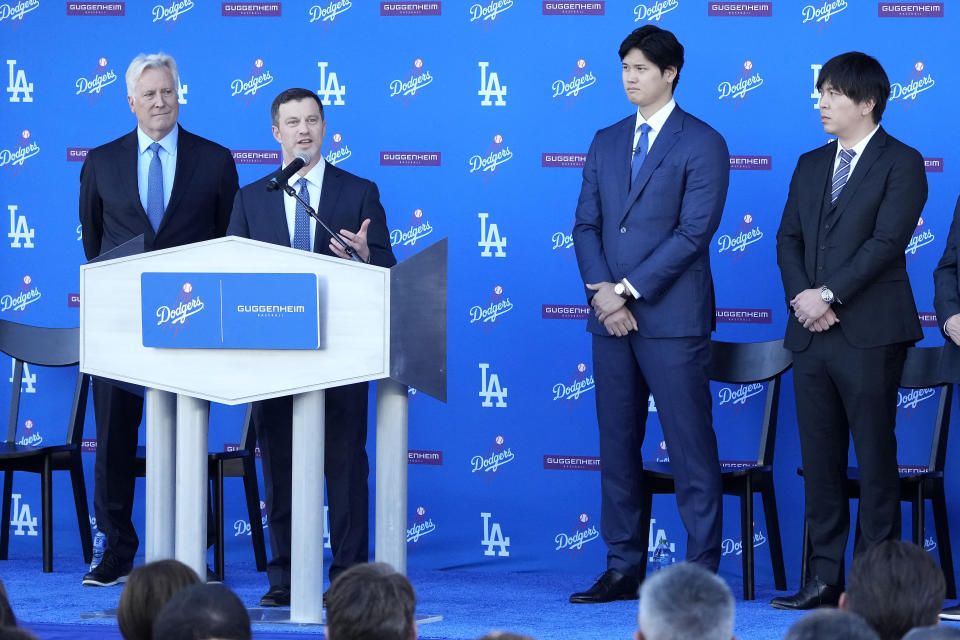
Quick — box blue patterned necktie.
[146,142,164,231]
[291,178,311,251]
[631,123,652,187]
[831,148,857,204]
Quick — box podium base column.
[174,394,209,581]
[375,379,409,574]
[290,389,325,624]
[145,388,176,562]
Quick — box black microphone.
[266,151,311,192]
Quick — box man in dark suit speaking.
[227,88,395,607]
[570,25,729,603]
[772,52,926,610]
[79,52,238,587]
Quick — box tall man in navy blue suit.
[227,88,395,607]
[570,26,729,603]
[772,52,926,610]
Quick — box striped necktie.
[831,148,856,205]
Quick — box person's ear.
[838,592,849,610]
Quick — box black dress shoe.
[260,584,291,607]
[569,569,640,604]
[770,578,842,610]
[81,550,133,587]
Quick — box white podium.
[79,236,446,623]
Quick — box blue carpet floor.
[3,547,958,639]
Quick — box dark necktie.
[831,148,857,205]
[291,178,311,251]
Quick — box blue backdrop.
[1,0,957,593]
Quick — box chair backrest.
[710,339,793,467]
[240,404,257,453]
[0,320,88,446]
[897,346,951,474]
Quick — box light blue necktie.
[146,142,164,230]
[291,178,311,251]
[831,148,857,204]
[631,123,652,187]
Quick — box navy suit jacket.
[933,196,960,381]
[573,105,729,337]
[776,127,925,351]
[79,125,238,260]
[227,161,395,269]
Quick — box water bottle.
[651,536,672,572]
[89,530,106,571]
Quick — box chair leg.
[70,451,93,564]
[801,518,810,589]
[41,456,53,573]
[912,482,924,546]
[638,486,653,581]
[740,476,755,601]
[241,457,267,572]
[760,478,787,591]
[0,470,12,561]
[932,484,957,599]
[212,461,224,582]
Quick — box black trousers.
[793,327,906,586]
[253,382,370,587]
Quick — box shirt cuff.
[623,278,640,300]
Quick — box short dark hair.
[0,579,16,628]
[326,563,416,640]
[618,25,684,91]
[845,540,945,640]
[0,629,37,640]
[785,610,880,640]
[151,584,251,640]
[271,88,324,126]
[816,51,890,124]
[118,559,201,640]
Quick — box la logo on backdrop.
[552,58,596,107]
[390,208,434,258]
[6,60,33,102]
[389,58,434,106]
[555,512,600,557]
[231,58,273,106]
[10,359,37,394]
[75,57,117,104]
[8,204,35,249]
[1,275,41,318]
[718,60,764,109]
[1,129,39,174]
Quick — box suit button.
[825,224,831,230]
[818,266,824,271]
[820,245,826,250]
[620,227,627,234]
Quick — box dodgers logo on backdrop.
[655,438,669,462]
[898,387,936,413]
[7,60,33,102]
[551,226,575,259]
[552,58,596,106]
[325,132,351,165]
[152,0,194,24]
[811,63,823,108]
[478,212,506,256]
[718,61,764,108]
[309,0,352,25]
[317,61,346,105]
[16,419,42,447]
[479,363,508,407]
[231,58,273,103]
[469,134,513,179]
[1,129,39,170]
[1,0,40,24]
[478,61,507,106]
[389,58,433,103]
[634,0,679,21]
[11,360,37,393]
[481,512,510,556]
[155,282,203,334]
[717,214,763,259]
[802,0,847,28]
[553,362,595,405]
[471,435,514,476]
[470,285,514,330]
[906,217,935,259]
[75,57,117,101]
[390,208,433,255]
[407,505,437,546]
[470,0,512,24]
[9,493,37,536]
[722,528,768,557]
[8,204,34,248]
[890,62,935,110]
[555,512,600,555]
[2,275,41,315]
[718,383,764,408]
[233,500,269,537]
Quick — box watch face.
[614,284,625,295]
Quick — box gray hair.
[125,52,179,97]
[637,563,734,640]
[785,610,880,640]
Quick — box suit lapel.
[119,130,150,226]
[314,164,343,252]
[266,187,290,247]
[162,125,196,232]
[830,127,887,221]
[622,107,683,220]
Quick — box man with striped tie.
[570,25,729,604]
[773,52,927,610]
